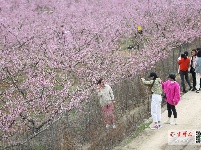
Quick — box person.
[177,51,189,73]
[141,72,163,130]
[162,73,180,125]
[97,78,116,129]
[195,49,201,93]
[189,49,197,91]
[178,52,192,93]
[197,48,201,90]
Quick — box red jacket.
[178,58,190,71]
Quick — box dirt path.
[113,91,201,150]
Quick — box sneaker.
[158,124,162,129]
[170,122,177,125]
[170,118,177,125]
[112,124,116,129]
[106,124,110,129]
[196,90,199,93]
[150,125,158,130]
[191,87,196,91]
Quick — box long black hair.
[97,78,103,85]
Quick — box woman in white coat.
[195,49,201,93]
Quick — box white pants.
[151,94,162,123]
[196,73,201,90]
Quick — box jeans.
[167,102,177,118]
[179,70,191,91]
[191,71,196,88]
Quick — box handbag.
[190,67,195,73]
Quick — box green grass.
[30,145,47,150]
[53,84,64,90]
[119,40,134,50]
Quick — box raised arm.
[178,58,184,65]
[97,86,103,97]
[141,78,154,85]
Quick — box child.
[162,73,181,125]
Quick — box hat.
[148,72,157,78]
[184,51,188,56]
[168,73,176,80]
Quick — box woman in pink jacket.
[162,73,181,125]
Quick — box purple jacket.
[162,80,181,105]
